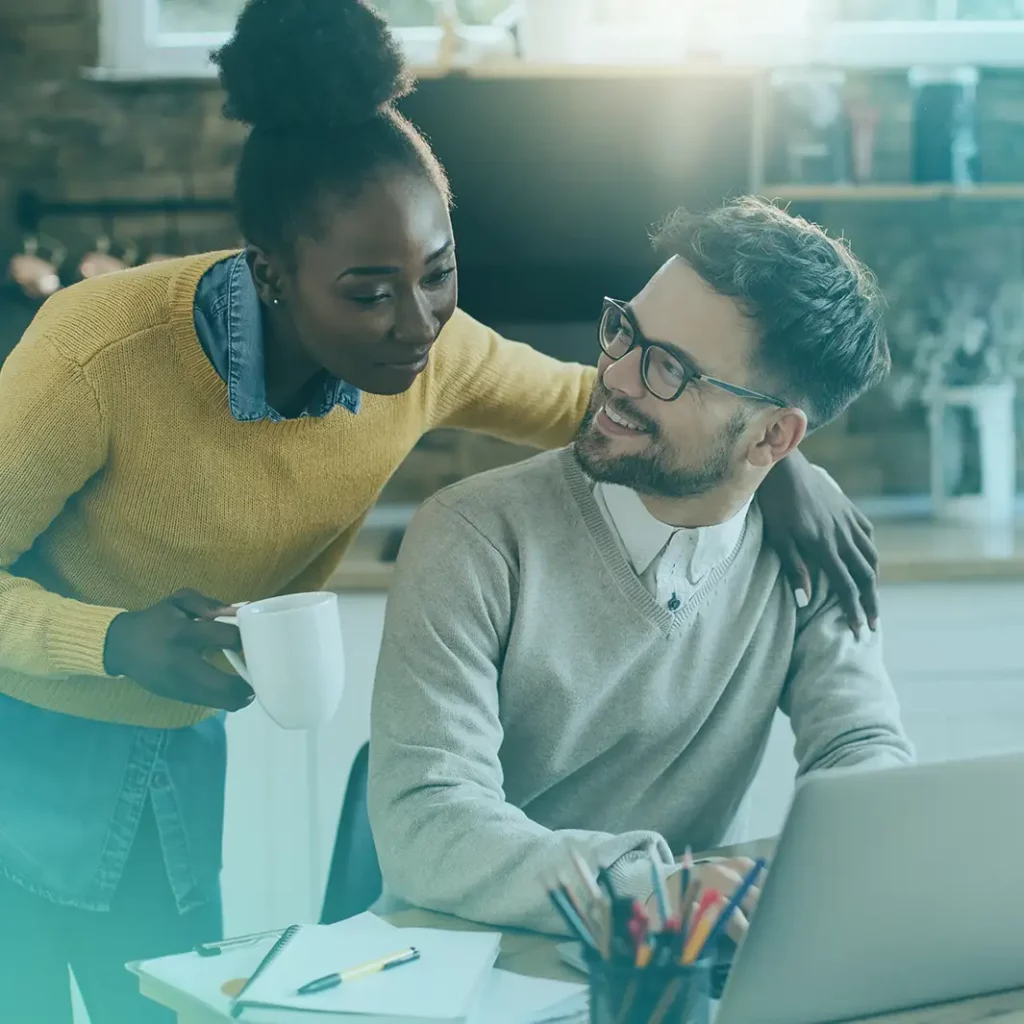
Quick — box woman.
[0,2,877,1021]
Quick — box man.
[368,197,913,936]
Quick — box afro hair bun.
[212,0,414,131]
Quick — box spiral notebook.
[230,914,501,1022]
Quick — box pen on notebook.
[296,947,420,996]
[195,927,284,957]
[695,857,766,960]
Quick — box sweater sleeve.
[780,584,915,775]
[0,337,124,678]
[368,496,672,935]
[428,309,596,450]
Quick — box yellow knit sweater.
[0,252,595,728]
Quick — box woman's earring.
[271,297,281,306]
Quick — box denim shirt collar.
[196,253,362,423]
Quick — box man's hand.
[104,589,255,711]
[647,857,764,944]
[759,450,878,635]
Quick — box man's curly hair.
[653,197,889,429]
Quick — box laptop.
[715,751,1024,1024]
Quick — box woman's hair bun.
[213,0,414,132]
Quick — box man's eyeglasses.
[598,297,788,407]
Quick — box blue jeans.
[0,694,227,1021]
[0,799,221,1023]
[0,694,226,911]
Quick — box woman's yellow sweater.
[0,252,594,727]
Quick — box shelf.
[760,183,1024,202]
[410,61,759,80]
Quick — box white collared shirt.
[593,483,752,611]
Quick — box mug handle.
[215,612,251,684]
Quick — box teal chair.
[320,742,382,924]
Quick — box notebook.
[237,968,586,1024]
[132,913,586,1023]
[232,914,501,1021]
[477,969,586,1024]
[554,943,588,976]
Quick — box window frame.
[95,0,221,79]
[742,18,1024,68]
[92,0,514,79]
[92,0,1024,81]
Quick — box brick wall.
[0,1,241,260]
[1,1,1021,502]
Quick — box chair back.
[320,741,382,924]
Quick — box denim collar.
[196,252,362,422]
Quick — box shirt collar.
[597,482,751,578]
[223,253,362,422]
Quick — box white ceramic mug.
[217,592,345,730]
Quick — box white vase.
[928,380,1018,524]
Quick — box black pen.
[296,947,420,996]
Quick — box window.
[810,0,1024,67]
[157,0,245,34]
[94,0,1024,79]
[95,0,516,79]
[96,0,241,78]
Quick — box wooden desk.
[140,837,1024,1023]
[138,910,1024,1024]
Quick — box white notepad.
[233,915,501,1021]
[234,969,586,1024]
[476,969,586,1024]
[132,913,586,1023]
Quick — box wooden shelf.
[411,61,758,80]
[760,183,1024,202]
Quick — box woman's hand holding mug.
[104,589,255,711]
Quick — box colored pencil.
[648,844,671,929]
[695,858,766,961]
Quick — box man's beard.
[573,386,746,499]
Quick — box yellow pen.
[296,946,420,995]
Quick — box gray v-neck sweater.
[369,449,912,934]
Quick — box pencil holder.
[709,935,734,1000]
[587,954,712,1024]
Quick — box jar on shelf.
[908,65,980,186]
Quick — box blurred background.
[3,0,1024,952]
[3,0,1024,512]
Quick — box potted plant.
[885,251,1024,523]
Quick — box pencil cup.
[587,955,712,1024]
[709,935,734,999]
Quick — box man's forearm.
[368,748,671,934]
[801,723,914,775]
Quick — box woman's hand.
[104,589,255,710]
[759,451,879,635]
